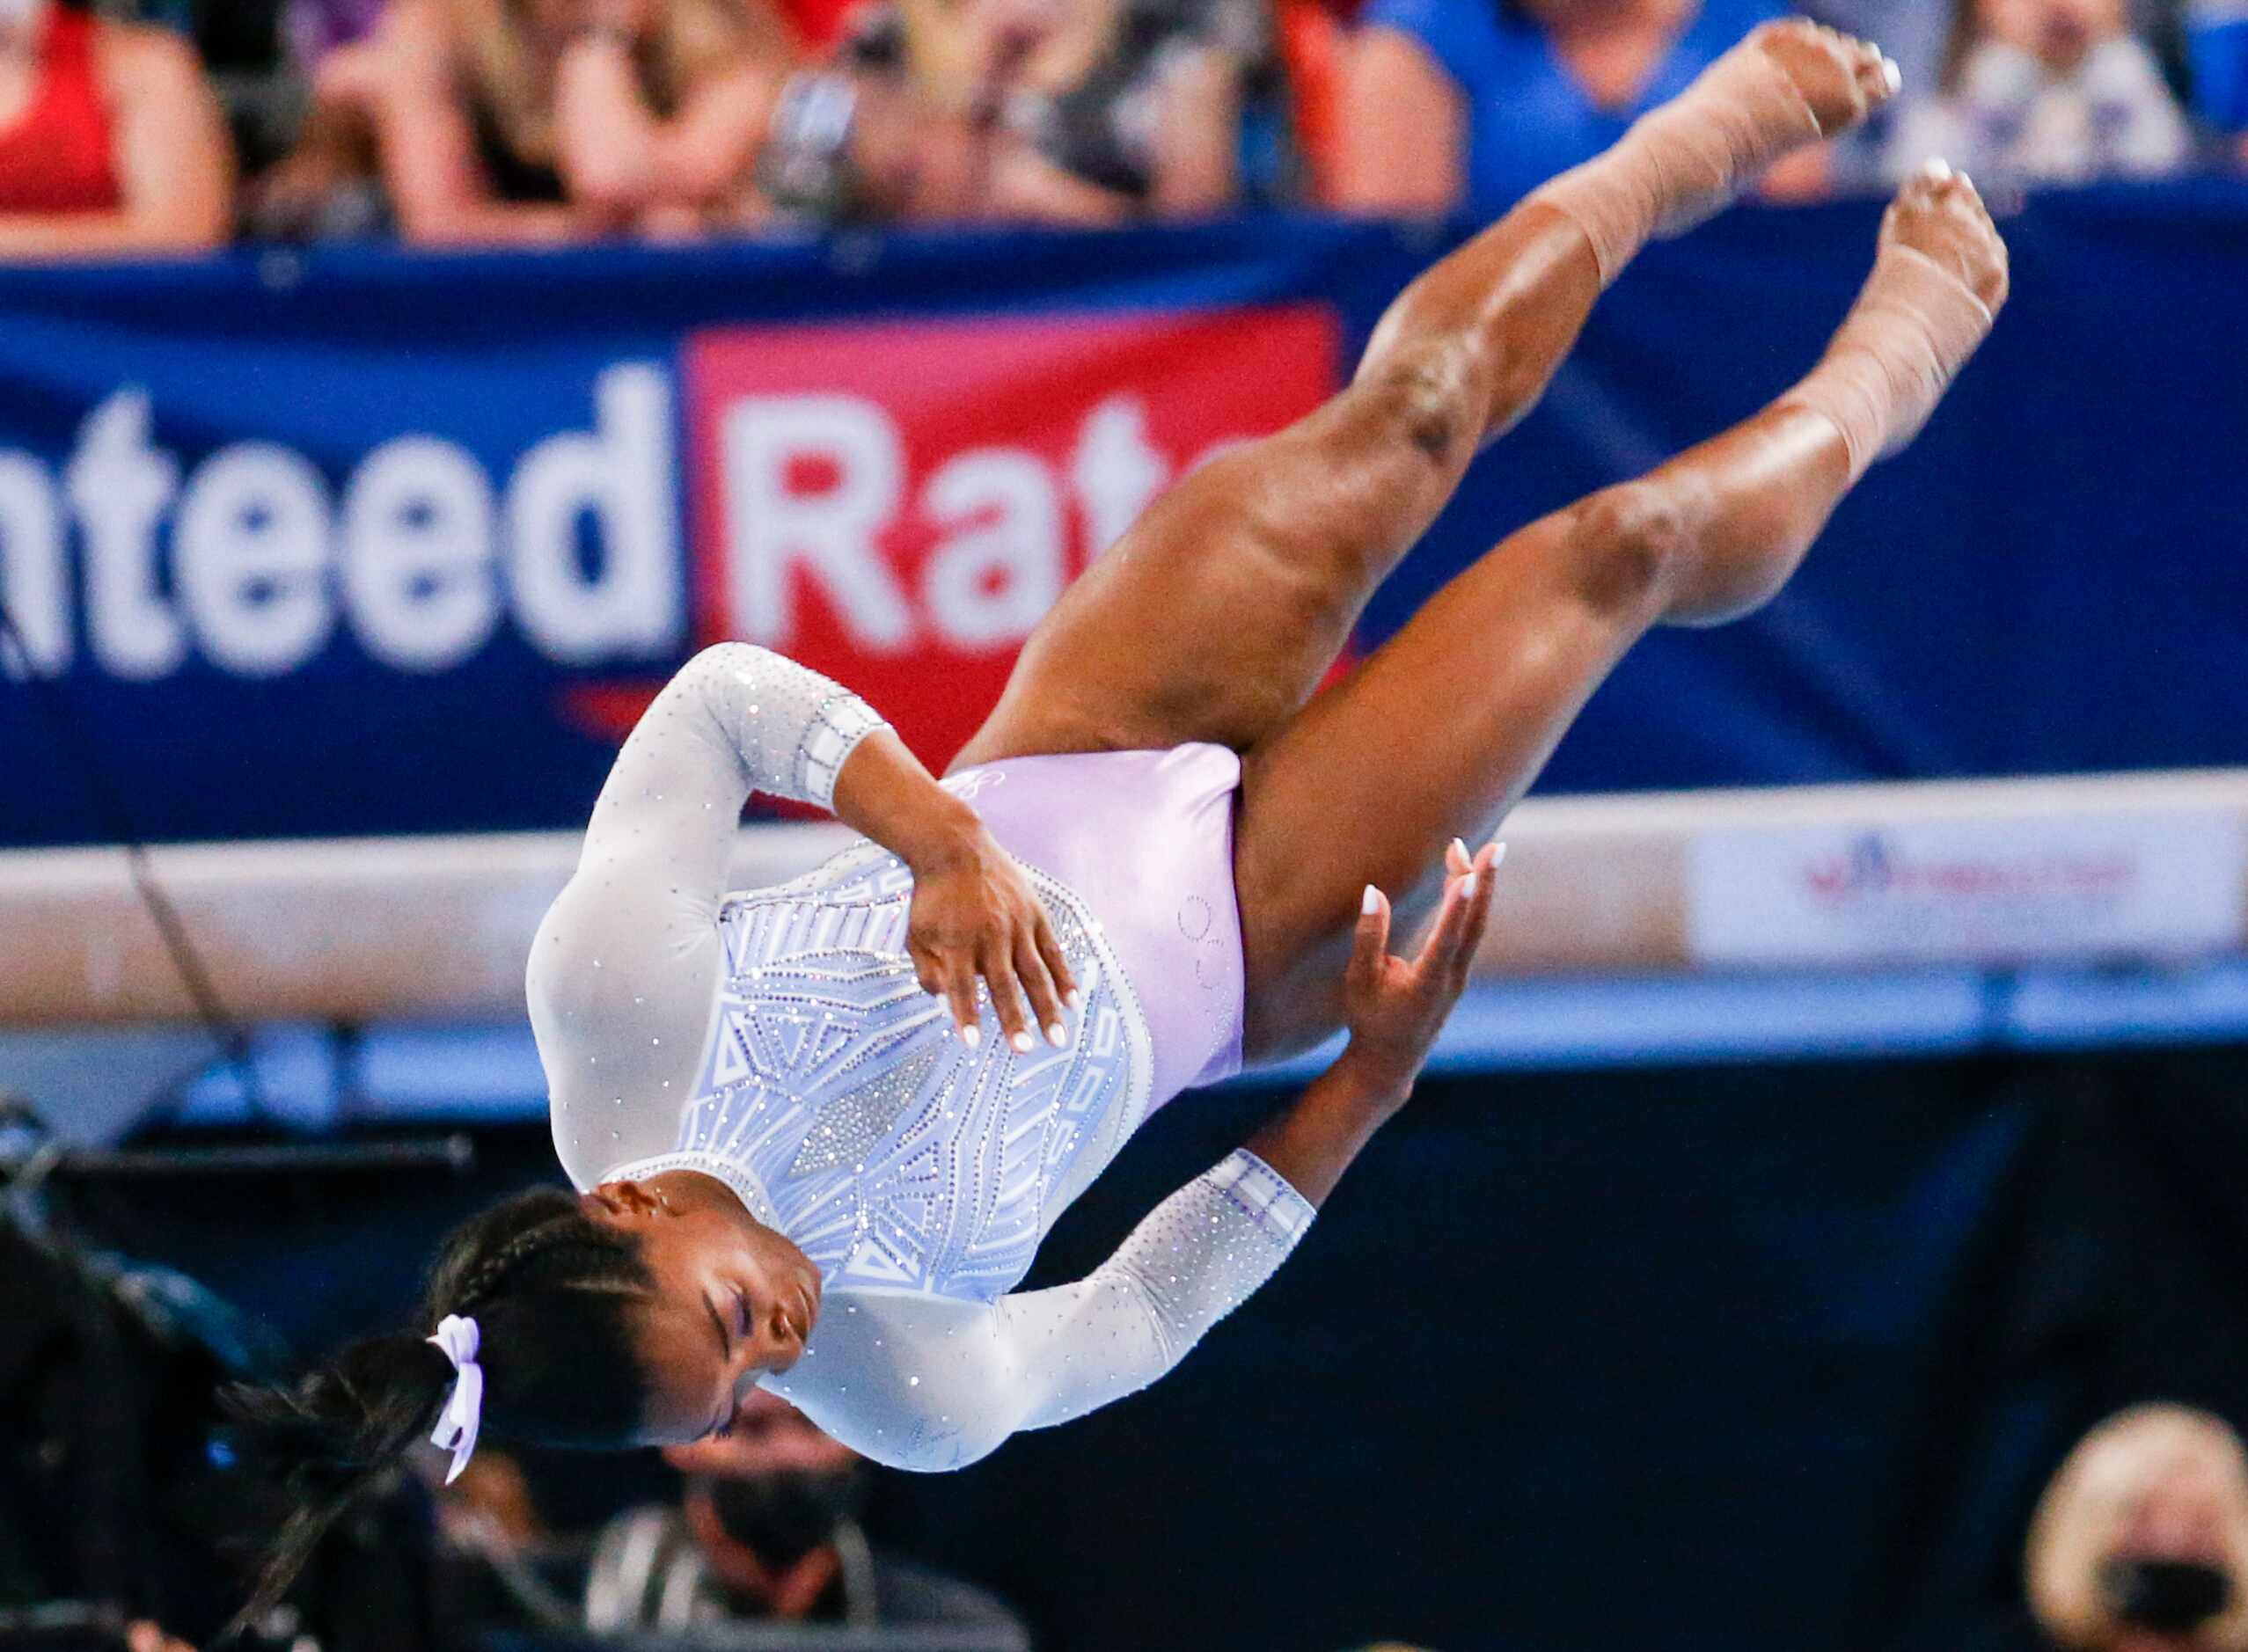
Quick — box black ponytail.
[220,1188,655,1641]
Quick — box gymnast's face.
[580,1175,824,1445]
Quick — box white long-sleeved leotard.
[528,645,1314,1471]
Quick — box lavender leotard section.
[942,743,1246,1105]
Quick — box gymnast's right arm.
[872,842,1504,1469]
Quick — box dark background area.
[48,1042,2248,1651]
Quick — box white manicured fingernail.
[961,1024,981,1050]
[1882,57,1900,94]
[1011,1030,1035,1054]
[1065,988,1084,1010]
[1362,885,1381,915]
[1046,1023,1067,1048]
[1491,841,1508,867]
[1461,875,1476,900]
[1926,157,1952,180]
[1450,836,1468,859]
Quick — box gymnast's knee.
[1355,341,1478,465]
[1564,481,1695,613]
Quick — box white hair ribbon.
[425,1314,485,1485]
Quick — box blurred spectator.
[1332,0,1820,220]
[960,0,1286,222]
[287,0,389,62]
[583,1389,1030,1640]
[748,5,975,223]
[1885,0,2192,185]
[775,0,859,53]
[0,0,233,259]
[367,0,797,246]
[245,0,392,239]
[2188,0,2248,157]
[2025,1404,2248,1651]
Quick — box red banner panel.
[683,305,1340,768]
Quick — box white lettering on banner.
[505,364,681,663]
[1688,812,2248,966]
[69,391,184,680]
[722,394,911,648]
[1068,396,1169,557]
[342,437,499,670]
[923,450,1062,647]
[713,391,1221,655]
[177,443,336,676]
[0,364,683,683]
[0,452,65,675]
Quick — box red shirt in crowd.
[0,5,122,215]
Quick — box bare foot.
[1741,18,1903,142]
[1879,158,2012,314]
[1772,159,2010,488]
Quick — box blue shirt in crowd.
[2191,4,2248,132]
[1358,0,1791,219]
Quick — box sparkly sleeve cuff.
[682,643,889,811]
[794,691,888,811]
[1102,1149,1314,1364]
[1207,1148,1318,1250]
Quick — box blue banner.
[0,186,2242,847]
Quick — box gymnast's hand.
[1342,837,1503,1101]
[907,823,1080,1052]
[831,727,1083,1047]
[1241,838,1501,1209]
[831,728,1080,1051]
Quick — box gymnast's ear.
[584,1180,664,1218]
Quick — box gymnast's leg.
[954,19,1898,770]
[1234,163,2010,1061]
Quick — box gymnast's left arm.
[974,840,1504,1440]
[528,644,890,1176]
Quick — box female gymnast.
[231,18,2009,1621]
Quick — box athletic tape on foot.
[1531,36,1823,286]
[1781,244,1994,484]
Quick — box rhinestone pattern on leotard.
[613,839,1153,1303]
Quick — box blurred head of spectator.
[0,0,234,259]
[1885,0,2192,185]
[357,0,796,246]
[661,1385,871,1619]
[1976,0,2132,71]
[2027,1404,2248,1652]
[1332,0,1812,220]
[582,1388,1029,1639]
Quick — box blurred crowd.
[3,0,2248,258]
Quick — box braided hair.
[220,1188,654,1640]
